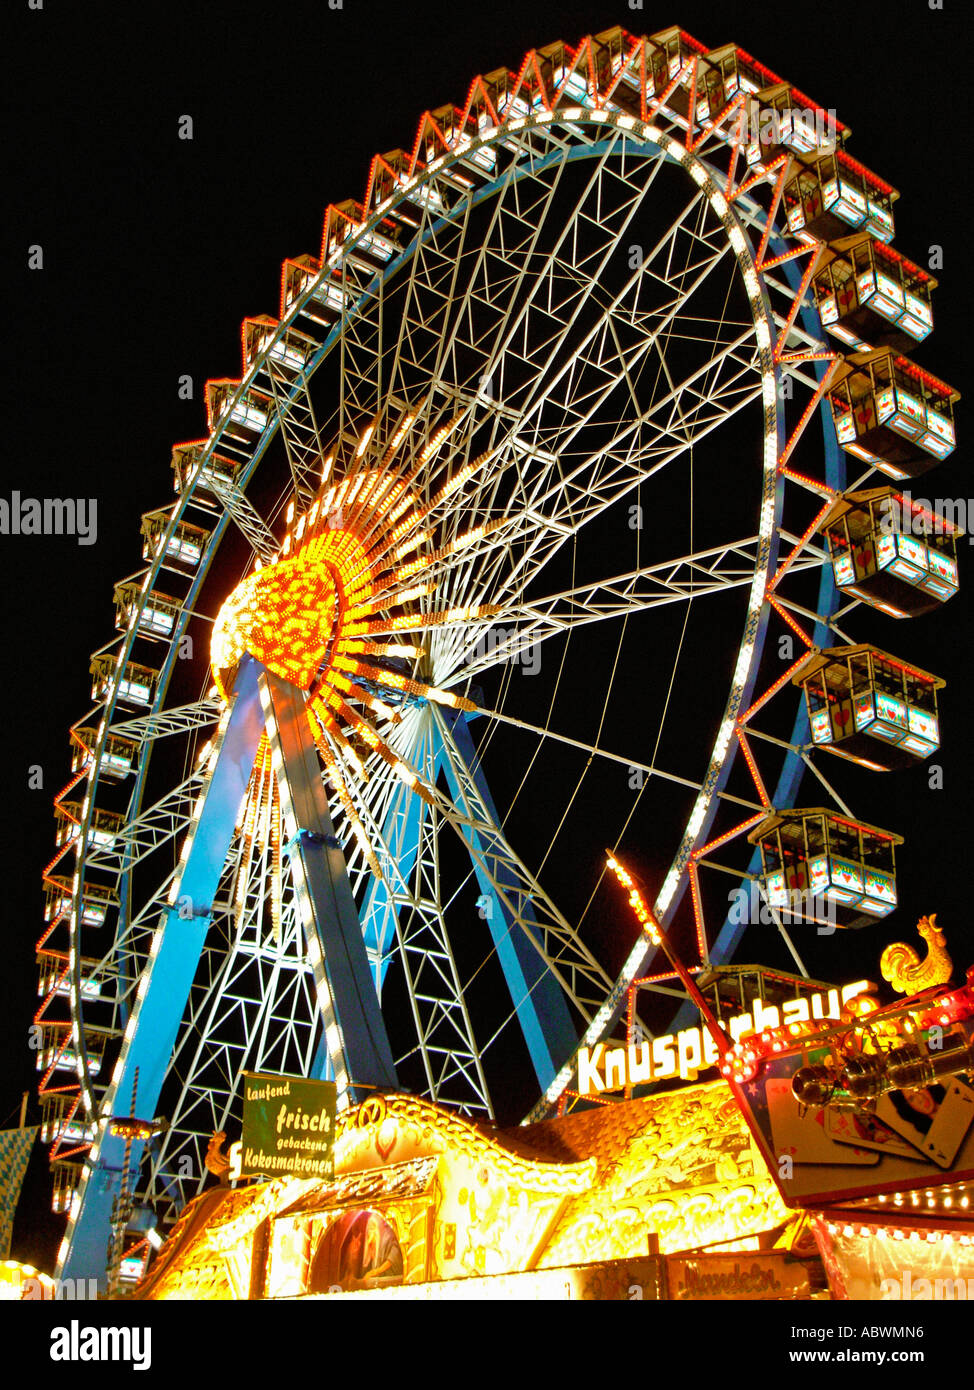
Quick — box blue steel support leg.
[59,657,266,1285]
[310,774,424,1080]
[258,669,398,1099]
[435,708,577,1093]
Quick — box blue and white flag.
[0,1127,37,1260]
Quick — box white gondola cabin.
[36,1022,106,1077]
[90,654,159,708]
[785,151,896,243]
[43,874,118,927]
[71,726,138,780]
[748,808,902,928]
[141,510,208,571]
[818,488,961,617]
[644,27,709,116]
[51,1162,86,1214]
[171,442,241,504]
[794,645,943,770]
[54,802,124,851]
[40,1093,95,1147]
[114,580,182,641]
[829,353,958,479]
[815,238,935,353]
[36,951,101,1003]
[204,381,271,444]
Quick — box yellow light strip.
[328,694,435,806]
[393,517,505,581]
[316,736,385,884]
[382,411,416,463]
[336,658,476,713]
[329,672,402,723]
[308,700,370,783]
[425,451,488,510]
[364,602,502,634]
[339,639,425,660]
[606,854,662,946]
[355,422,376,458]
[420,413,464,464]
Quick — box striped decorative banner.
[0,1127,37,1260]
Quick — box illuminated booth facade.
[794,645,943,771]
[133,1089,808,1301]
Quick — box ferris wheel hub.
[210,470,400,701]
[211,540,348,698]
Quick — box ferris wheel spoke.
[420,355,764,625]
[382,181,510,427]
[380,148,595,429]
[172,895,310,1081]
[408,139,671,424]
[332,136,764,632]
[265,359,330,505]
[435,541,762,686]
[386,138,716,464]
[455,248,760,601]
[430,707,613,1024]
[480,209,734,459]
[456,229,738,513]
[520,325,759,510]
[365,327,763,632]
[205,470,280,566]
[460,702,762,815]
[340,140,730,533]
[107,697,222,743]
[82,769,206,872]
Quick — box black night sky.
[4,0,972,1344]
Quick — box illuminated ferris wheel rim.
[67,105,795,1083]
[68,108,784,1096]
[48,31,891,1278]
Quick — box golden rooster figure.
[880,914,952,995]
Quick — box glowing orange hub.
[211,447,494,725]
[211,420,495,877]
[211,527,371,699]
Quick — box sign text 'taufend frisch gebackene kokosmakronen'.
[239,1073,337,1179]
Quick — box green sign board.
[240,1072,337,1180]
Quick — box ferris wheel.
[37,26,958,1282]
